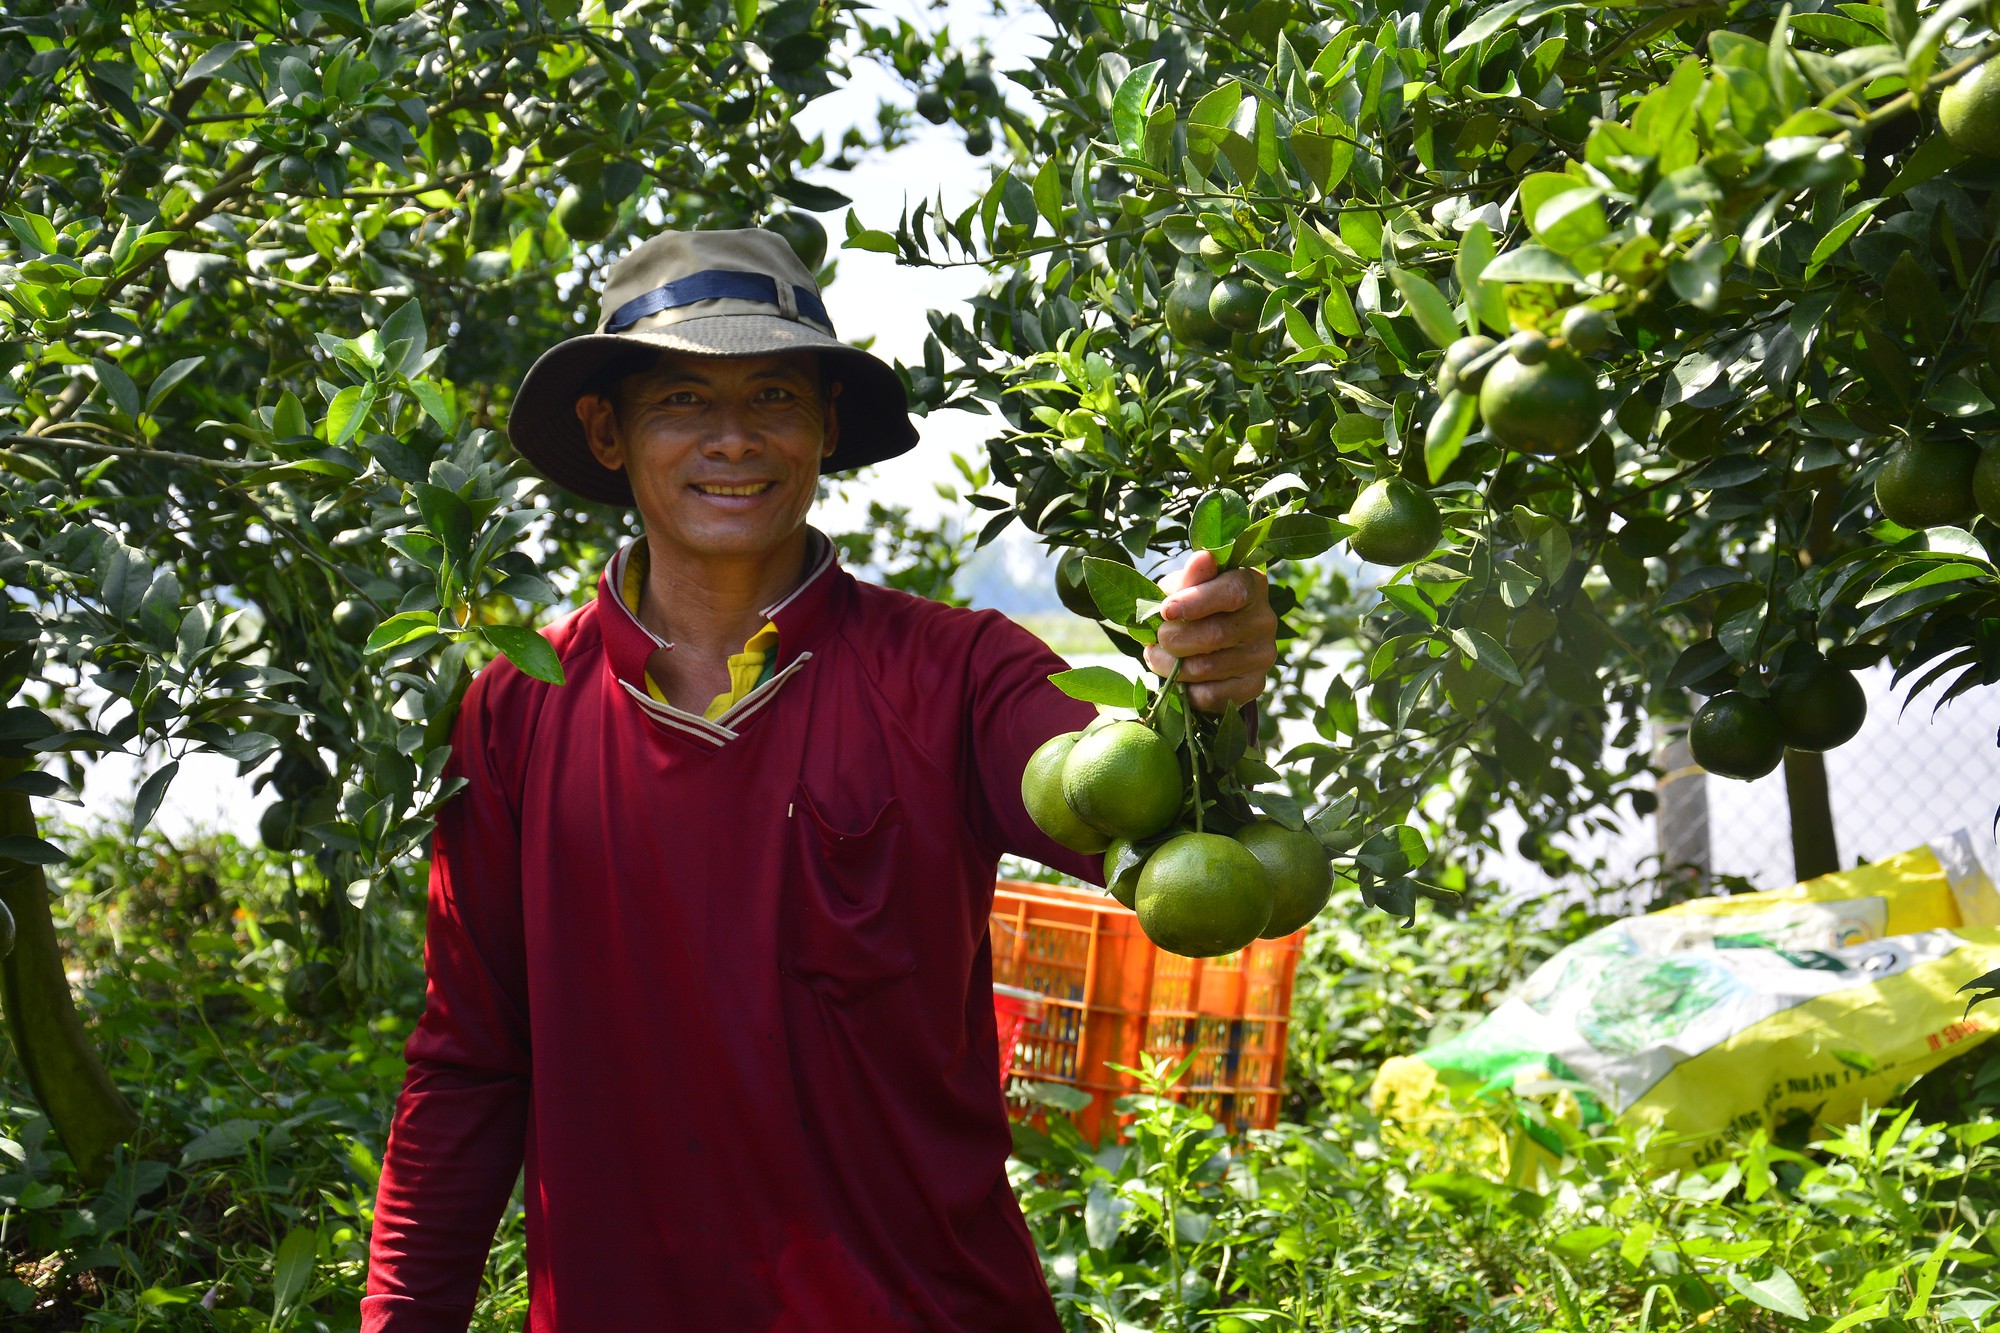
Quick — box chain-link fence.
[1509,666,2000,906]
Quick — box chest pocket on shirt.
[782,785,916,1002]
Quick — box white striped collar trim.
[616,652,814,746]
[608,532,835,647]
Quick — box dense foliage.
[6,830,1999,1330]
[875,0,2000,897]
[0,0,980,1173]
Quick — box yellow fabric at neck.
[619,547,779,720]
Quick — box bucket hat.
[509,228,920,506]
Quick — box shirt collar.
[595,528,848,708]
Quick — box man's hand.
[1142,550,1279,713]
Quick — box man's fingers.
[1156,602,1277,659]
[1185,674,1266,713]
[1163,565,1261,622]
[1158,551,1221,613]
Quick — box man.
[361,229,1278,1331]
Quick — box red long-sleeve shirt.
[362,536,1097,1332]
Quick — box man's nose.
[700,403,763,458]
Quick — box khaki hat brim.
[508,314,921,507]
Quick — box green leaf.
[1356,823,1429,877]
[1390,268,1461,348]
[1447,627,1524,685]
[1112,59,1166,156]
[1445,0,1537,51]
[144,357,205,412]
[1032,158,1062,230]
[1805,199,1882,279]
[365,611,440,654]
[1190,489,1250,553]
[1480,246,1584,285]
[1262,512,1352,559]
[131,760,179,838]
[271,1226,317,1317]
[1456,221,1510,335]
[1659,565,1753,607]
[1426,391,1477,482]
[0,835,68,865]
[413,483,475,563]
[1726,1266,1810,1320]
[274,390,310,440]
[1084,556,1166,625]
[408,379,457,432]
[482,624,565,685]
[1048,665,1146,709]
[843,228,899,254]
[325,383,375,446]
[93,358,141,420]
[772,179,852,212]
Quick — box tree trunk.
[1783,748,1841,882]
[0,760,139,1184]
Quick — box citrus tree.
[0,0,973,1179]
[868,0,2000,913]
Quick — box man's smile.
[691,481,777,497]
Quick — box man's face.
[576,349,837,562]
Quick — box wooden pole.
[1783,748,1841,882]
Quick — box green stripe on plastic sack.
[1374,832,2000,1173]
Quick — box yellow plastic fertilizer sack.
[1375,832,2000,1169]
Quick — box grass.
[3,825,1998,1329]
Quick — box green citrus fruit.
[1977,448,2000,523]
[916,88,951,123]
[1769,662,1866,753]
[1688,691,1784,781]
[279,154,313,192]
[1104,836,1145,908]
[554,183,616,242]
[1055,543,1133,619]
[1876,439,1979,530]
[1235,820,1334,938]
[1135,832,1274,958]
[1439,334,1498,395]
[1505,329,1551,365]
[1022,732,1111,854]
[1198,235,1231,268]
[1062,721,1183,840]
[1346,477,1443,567]
[1165,273,1230,348]
[767,212,828,271]
[965,126,993,155]
[1478,346,1602,455]
[1560,305,1614,354]
[282,960,340,1022]
[332,598,374,642]
[1208,276,1268,333]
[1942,62,2000,157]
[964,69,997,98]
[1214,1320,1256,1333]
[260,800,297,854]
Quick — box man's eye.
[664,391,700,405]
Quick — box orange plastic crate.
[988,878,1307,1142]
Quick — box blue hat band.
[603,269,834,335]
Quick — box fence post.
[1783,748,1841,881]
[1653,718,1711,901]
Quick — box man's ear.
[575,393,625,471]
[821,380,842,460]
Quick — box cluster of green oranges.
[1164,237,1275,350]
[1871,437,2000,533]
[1687,661,1868,781]
[1021,720,1335,957]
